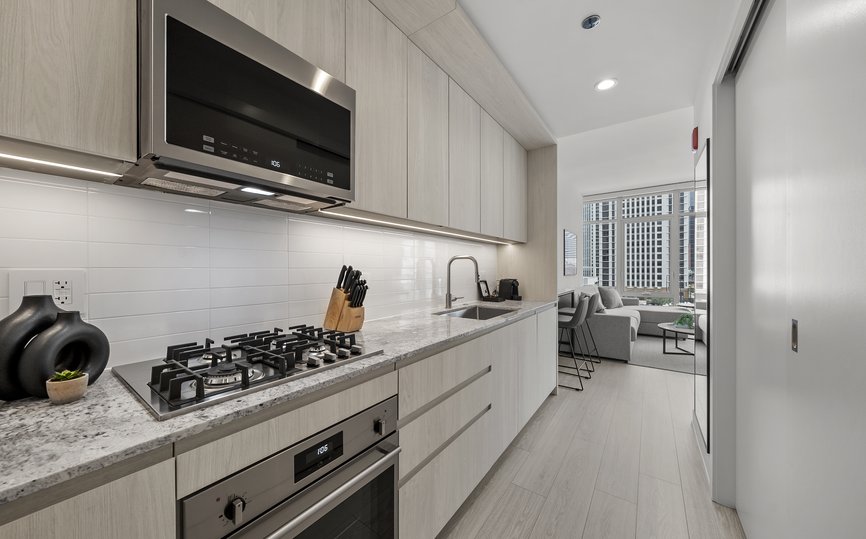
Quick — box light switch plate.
[9,269,87,317]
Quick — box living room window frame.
[583,181,707,303]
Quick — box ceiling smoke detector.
[582,14,601,30]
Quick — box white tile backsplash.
[0,167,497,366]
[0,208,87,241]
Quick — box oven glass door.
[294,463,394,539]
[231,439,399,539]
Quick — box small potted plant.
[45,370,88,404]
[674,313,695,329]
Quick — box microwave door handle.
[264,446,401,539]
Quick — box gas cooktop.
[112,325,383,420]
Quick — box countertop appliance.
[119,0,355,213]
[179,396,399,538]
[498,279,521,301]
[112,325,383,420]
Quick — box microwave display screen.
[164,17,350,190]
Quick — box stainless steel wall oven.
[180,397,398,538]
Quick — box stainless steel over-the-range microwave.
[120,0,356,213]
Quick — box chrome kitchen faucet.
[445,255,480,308]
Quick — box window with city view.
[583,185,707,304]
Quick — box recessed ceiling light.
[595,78,618,91]
[582,14,601,30]
[240,186,275,196]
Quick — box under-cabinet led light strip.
[0,152,122,177]
[318,209,514,245]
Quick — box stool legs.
[557,327,584,391]
[584,322,602,364]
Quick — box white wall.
[556,107,695,292]
[0,168,496,366]
[734,0,866,536]
[692,0,753,159]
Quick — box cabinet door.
[407,43,449,227]
[536,307,557,407]
[0,0,136,161]
[347,0,408,218]
[209,0,346,81]
[503,131,528,242]
[399,411,494,539]
[0,460,175,539]
[488,323,520,456]
[448,79,481,233]
[480,110,505,237]
[514,315,539,427]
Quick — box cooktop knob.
[350,344,363,355]
[337,348,350,359]
[224,497,247,525]
[307,355,321,368]
[323,351,337,363]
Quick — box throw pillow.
[598,286,624,309]
[593,293,606,313]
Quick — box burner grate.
[115,325,383,418]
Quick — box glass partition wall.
[694,140,710,450]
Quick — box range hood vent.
[118,157,346,213]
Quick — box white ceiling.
[459,0,724,137]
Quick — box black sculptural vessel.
[0,295,60,401]
[18,311,110,398]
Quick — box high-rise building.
[583,201,616,286]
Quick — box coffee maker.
[497,279,521,301]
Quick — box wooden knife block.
[323,288,365,332]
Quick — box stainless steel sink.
[435,305,517,320]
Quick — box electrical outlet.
[8,269,87,317]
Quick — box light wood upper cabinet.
[407,43,449,227]
[369,0,456,35]
[480,110,504,237]
[347,0,408,218]
[504,130,528,242]
[0,0,136,161]
[448,80,481,233]
[209,0,346,81]
[0,459,175,539]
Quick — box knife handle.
[337,265,347,289]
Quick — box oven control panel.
[179,396,397,538]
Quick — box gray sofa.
[572,285,693,362]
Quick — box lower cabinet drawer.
[398,336,487,419]
[399,408,495,539]
[399,368,491,480]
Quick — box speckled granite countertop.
[0,299,554,506]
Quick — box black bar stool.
[558,295,591,391]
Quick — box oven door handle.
[264,446,401,539]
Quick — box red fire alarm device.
[692,127,699,152]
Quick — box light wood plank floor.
[438,360,746,539]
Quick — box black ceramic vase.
[18,311,110,399]
[0,295,61,401]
